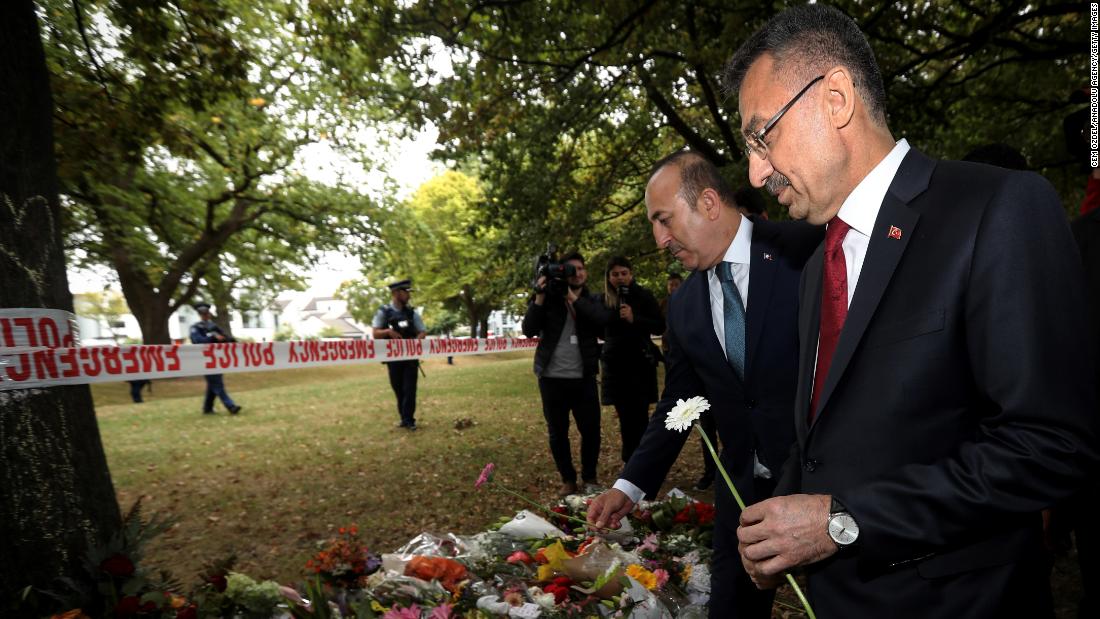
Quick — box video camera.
[532,243,577,297]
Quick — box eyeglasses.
[742,75,825,160]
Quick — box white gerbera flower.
[664,396,710,432]
[527,586,556,610]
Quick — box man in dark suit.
[588,150,821,618]
[726,5,1097,617]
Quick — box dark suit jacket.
[622,218,821,505]
[777,149,1098,617]
[521,286,604,377]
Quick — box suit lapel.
[745,223,777,374]
[810,150,933,427]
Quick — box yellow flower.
[536,540,571,581]
[249,97,267,106]
[682,564,693,580]
[211,116,222,124]
[625,564,657,590]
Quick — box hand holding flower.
[737,494,836,588]
[664,396,816,619]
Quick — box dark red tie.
[810,217,851,422]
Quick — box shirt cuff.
[613,479,646,504]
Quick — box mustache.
[765,172,792,197]
[666,242,685,256]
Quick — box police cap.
[193,301,212,312]
[387,279,413,292]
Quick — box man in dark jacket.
[522,252,607,497]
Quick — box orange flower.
[404,556,468,592]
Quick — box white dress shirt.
[810,139,911,394]
[613,215,764,504]
[834,139,911,306]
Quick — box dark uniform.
[128,379,150,403]
[372,280,427,429]
[189,303,241,415]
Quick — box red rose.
[673,507,692,524]
[100,553,135,578]
[175,604,198,619]
[543,583,569,604]
[206,573,227,592]
[694,502,716,525]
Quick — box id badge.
[570,335,578,345]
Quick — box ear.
[699,188,722,221]
[824,66,856,130]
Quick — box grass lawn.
[94,352,713,586]
[93,352,1084,617]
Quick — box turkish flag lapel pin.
[888,225,903,240]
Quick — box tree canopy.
[342,170,516,336]
[308,0,1088,286]
[45,0,378,342]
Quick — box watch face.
[829,513,859,546]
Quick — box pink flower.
[653,568,670,588]
[506,550,535,564]
[639,533,659,553]
[475,463,495,489]
[382,604,421,619]
[429,604,453,619]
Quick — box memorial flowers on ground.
[42,464,747,618]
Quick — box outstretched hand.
[587,488,635,531]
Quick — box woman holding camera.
[598,256,664,463]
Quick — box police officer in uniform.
[189,302,242,415]
[372,279,427,430]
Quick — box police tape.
[0,306,537,390]
[0,308,80,348]
[0,337,539,391]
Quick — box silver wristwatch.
[827,497,859,548]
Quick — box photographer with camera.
[522,250,606,497]
[372,279,427,431]
[598,256,663,465]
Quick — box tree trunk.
[132,300,174,345]
[206,266,237,340]
[0,0,120,609]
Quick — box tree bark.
[0,0,120,608]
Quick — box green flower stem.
[693,423,816,619]
[491,484,614,533]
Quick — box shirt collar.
[722,213,753,266]
[837,138,910,236]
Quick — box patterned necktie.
[810,217,851,422]
[717,261,746,380]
